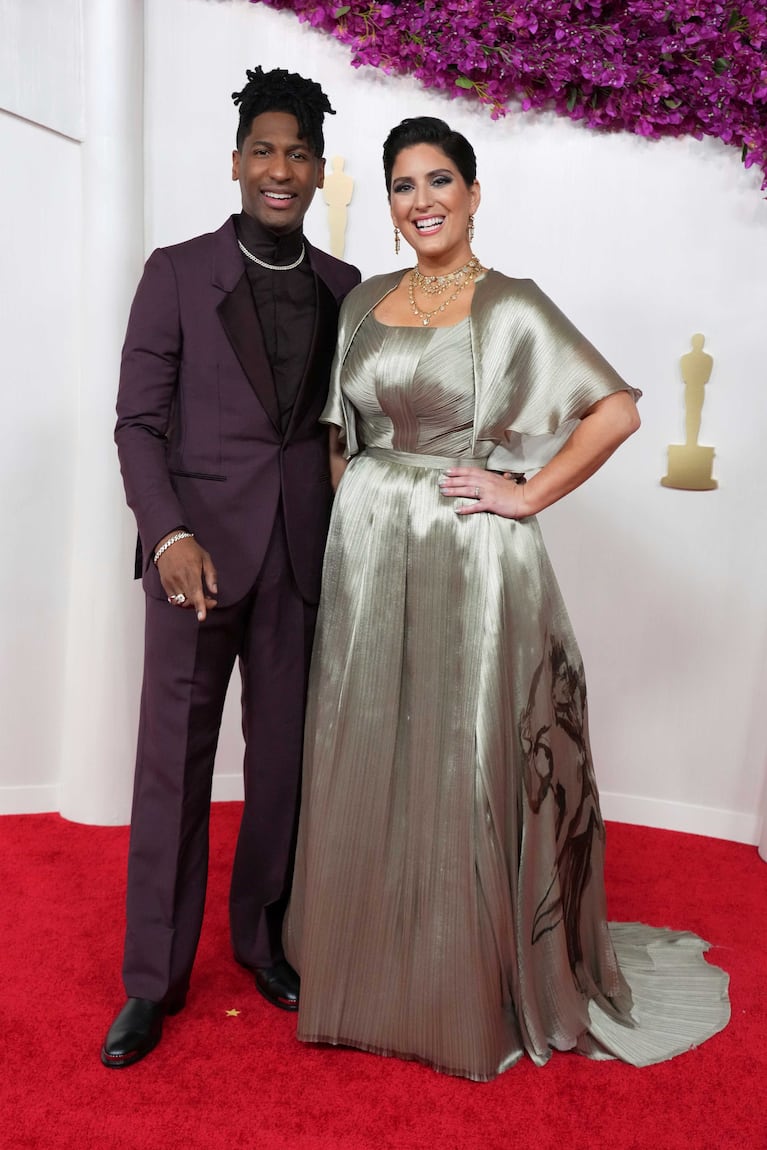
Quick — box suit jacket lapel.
[214,218,281,433]
[283,272,339,442]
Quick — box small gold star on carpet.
[225,1008,241,1017]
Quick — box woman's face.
[389,143,480,268]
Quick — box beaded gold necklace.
[408,255,484,326]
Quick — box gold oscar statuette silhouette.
[323,155,354,259]
[661,333,718,491]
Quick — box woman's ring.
[171,593,186,605]
[474,486,481,499]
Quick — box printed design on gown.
[520,634,604,973]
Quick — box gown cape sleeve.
[321,270,640,469]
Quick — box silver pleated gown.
[284,274,729,1081]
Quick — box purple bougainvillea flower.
[250,0,767,190]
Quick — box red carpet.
[1,805,765,1149]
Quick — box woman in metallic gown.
[284,117,729,1081]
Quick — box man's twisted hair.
[232,66,335,156]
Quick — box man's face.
[232,111,325,234]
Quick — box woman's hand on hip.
[439,468,532,519]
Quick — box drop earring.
[394,226,401,256]
[467,215,475,243]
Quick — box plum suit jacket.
[115,216,361,607]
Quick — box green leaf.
[566,87,578,112]
[334,5,351,16]
[714,57,730,74]
[455,76,474,89]
[741,142,749,161]
[727,11,741,31]
[663,98,682,109]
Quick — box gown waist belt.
[363,447,488,470]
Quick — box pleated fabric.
[283,281,729,1082]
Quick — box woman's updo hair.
[382,117,477,193]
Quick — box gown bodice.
[340,315,492,460]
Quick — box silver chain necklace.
[238,238,305,271]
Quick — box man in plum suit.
[101,67,360,1068]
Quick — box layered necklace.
[408,254,484,326]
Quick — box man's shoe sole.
[100,1030,161,1069]
[254,982,299,1012]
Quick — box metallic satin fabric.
[284,277,729,1081]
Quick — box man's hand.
[155,533,218,621]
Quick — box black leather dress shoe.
[254,960,300,1012]
[100,996,183,1068]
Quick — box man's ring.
[170,593,186,605]
[474,486,481,499]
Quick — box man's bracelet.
[153,531,194,565]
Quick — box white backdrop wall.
[0,111,80,812]
[1,0,765,846]
[0,0,84,140]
